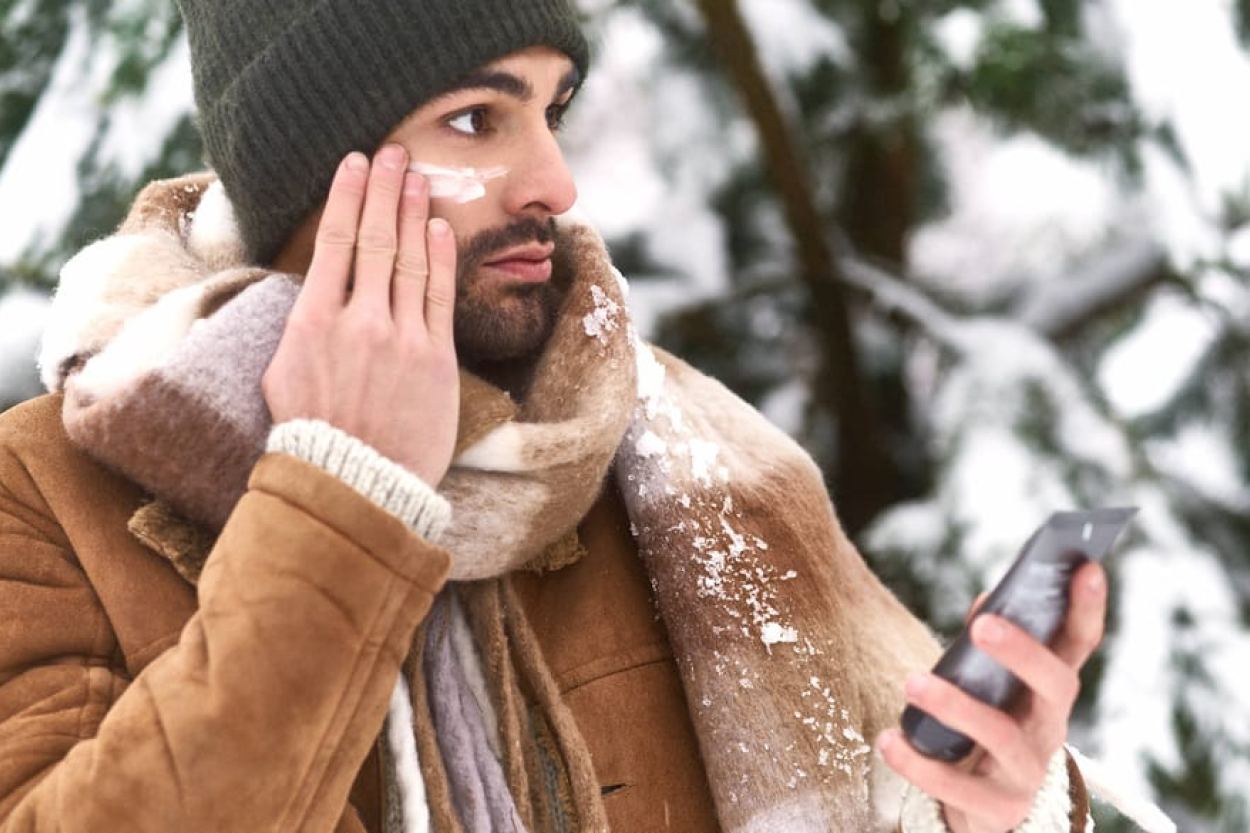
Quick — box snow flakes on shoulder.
[799,675,872,780]
[761,621,799,647]
[583,283,622,344]
[689,501,794,650]
[627,341,796,649]
[634,429,668,458]
[688,438,724,487]
[634,341,673,424]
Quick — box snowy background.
[3,0,1250,828]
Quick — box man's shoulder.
[647,347,799,438]
[0,394,76,516]
[0,393,67,453]
[0,392,146,527]
[0,392,102,490]
[640,344,819,474]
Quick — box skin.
[266,47,580,484]
[877,561,1107,832]
[262,142,460,486]
[272,48,580,391]
[263,46,1108,833]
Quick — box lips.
[483,243,555,283]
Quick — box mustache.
[458,217,557,269]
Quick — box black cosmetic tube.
[901,507,1137,762]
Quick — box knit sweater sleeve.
[267,419,451,542]
[896,748,1088,833]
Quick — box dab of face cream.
[407,162,508,203]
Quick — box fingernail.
[345,152,368,173]
[378,143,406,169]
[429,218,450,238]
[1085,569,1106,595]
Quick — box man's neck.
[462,352,543,402]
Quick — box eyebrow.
[436,65,582,105]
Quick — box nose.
[501,127,578,218]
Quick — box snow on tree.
[1,0,1248,827]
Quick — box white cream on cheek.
[407,161,509,204]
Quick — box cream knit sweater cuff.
[267,419,451,543]
[900,747,1072,833]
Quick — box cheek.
[428,197,491,245]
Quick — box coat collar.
[128,499,214,585]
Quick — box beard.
[453,216,566,367]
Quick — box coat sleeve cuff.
[266,419,451,543]
[899,748,1077,833]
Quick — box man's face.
[384,47,580,367]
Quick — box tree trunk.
[842,4,919,266]
[692,0,904,534]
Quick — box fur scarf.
[39,174,1111,833]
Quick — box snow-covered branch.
[1016,236,1175,340]
[836,254,963,350]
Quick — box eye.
[447,107,490,136]
[546,102,570,133]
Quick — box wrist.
[899,749,1072,833]
[267,419,451,541]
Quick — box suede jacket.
[0,393,449,831]
[0,392,1091,832]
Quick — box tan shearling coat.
[0,389,735,832]
[1,173,1096,829]
[0,392,1092,833]
[0,393,449,832]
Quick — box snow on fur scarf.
[38,173,1108,833]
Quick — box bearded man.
[0,1,1125,831]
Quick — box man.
[0,1,1112,831]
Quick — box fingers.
[963,614,1080,759]
[972,616,1081,712]
[350,144,408,312]
[884,666,1052,830]
[302,146,457,342]
[964,591,988,624]
[882,565,1109,833]
[878,729,1035,827]
[302,153,369,312]
[1051,561,1107,668]
[391,169,457,342]
[391,170,433,326]
[901,671,1040,790]
[424,219,457,345]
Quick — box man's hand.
[263,144,460,487]
[878,561,1108,833]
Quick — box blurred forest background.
[2,0,1249,828]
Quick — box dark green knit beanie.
[177,0,590,265]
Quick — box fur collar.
[42,175,633,581]
[42,174,944,831]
